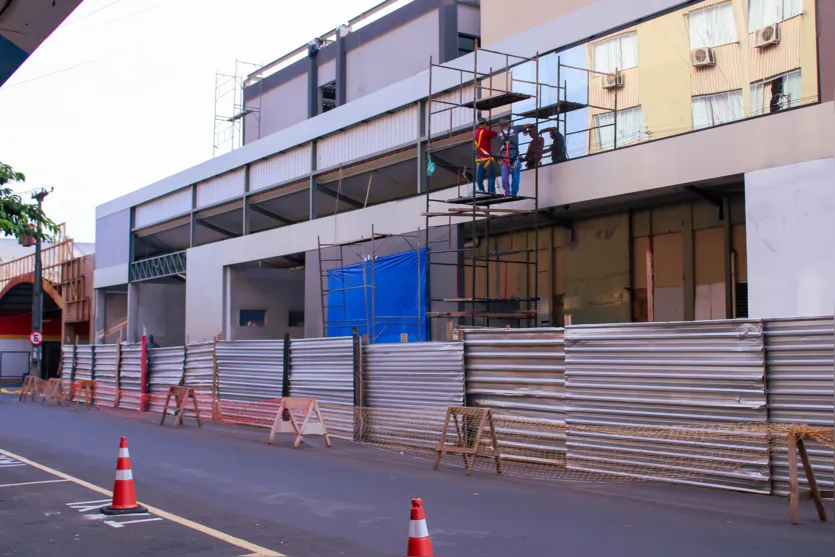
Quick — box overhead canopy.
[0,0,83,86]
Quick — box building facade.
[94,0,835,346]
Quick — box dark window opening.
[289,310,305,328]
[735,283,748,319]
[320,81,336,114]
[458,33,479,57]
[240,309,267,327]
[769,77,785,113]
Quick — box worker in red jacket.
[522,124,544,169]
[474,118,499,193]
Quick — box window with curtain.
[750,70,802,115]
[688,2,738,49]
[692,90,745,130]
[748,0,803,33]
[593,32,638,74]
[594,106,648,151]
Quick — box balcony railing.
[130,251,187,282]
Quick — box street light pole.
[30,188,50,379]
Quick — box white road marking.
[105,517,164,528]
[68,501,111,513]
[0,479,69,488]
[67,499,112,506]
[0,447,283,557]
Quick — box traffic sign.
[29,331,43,346]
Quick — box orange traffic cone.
[406,498,433,557]
[101,436,148,515]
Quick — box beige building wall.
[480,0,599,47]
[583,0,819,150]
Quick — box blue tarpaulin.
[326,249,427,342]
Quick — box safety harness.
[474,128,496,170]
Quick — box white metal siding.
[134,188,192,229]
[195,168,246,209]
[317,105,419,170]
[429,86,475,137]
[249,145,312,192]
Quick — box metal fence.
[463,328,566,466]
[118,344,143,411]
[148,347,186,413]
[764,316,835,496]
[363,342,464,449]
[215,340,284,427]
[289,337,355,439]
[51,314,831,499]
[184,342,216,413]
[564,320,770,494]
[93,345,119,407]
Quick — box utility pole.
[29,187,51,379]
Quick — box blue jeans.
[476,161,497,193]
[501,156,521,196]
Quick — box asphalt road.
[1,395,833,557]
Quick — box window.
[594,106,648,151]
[750,70,801,116]
[458,33,478,57]
[319,81,336,114]
[239,309,266,327]
[688,2,738,49]
[692,90,745,129]
[748,0,802,33]
[593,32,638,74]
[288,311,304,328]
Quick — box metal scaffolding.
[317,226,423,343]
[212,59,264,157]
[423,48,618,331]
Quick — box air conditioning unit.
[755,23,781,48]
[690,47,716,67]
[602,71,624,90]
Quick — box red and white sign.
[29,331,43,346]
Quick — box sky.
[0,0,388,243]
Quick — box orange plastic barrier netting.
[37,380,835,487]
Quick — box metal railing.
[130,251,187,282]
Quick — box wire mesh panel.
[118,345,143,411]
[765,316,835,496]
[464,328,566,466]
[289,337,355,440]
[565,320,770,494]
[93,345,119,407]
[148,347,186,413]
[184,342,216,413]
[363,342,464,450]
[215,340,284,427]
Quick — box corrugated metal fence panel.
[363,342,464,450]
[216,340,283,427]
[289,337,355,440]
[148,347,186,413]
[134,188,191,229]
[317,105,418,169]
[195,168,246,209]
[93,345,119,407]
[118,345,143,411]
[184,342,216,412]
[250,145,312,192]
[565,320,770,494]
[464,329,566,466]
[61,345,75,394]
[765,316,834,496]
[74,345,94,381]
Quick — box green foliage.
[0,161,60,242]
